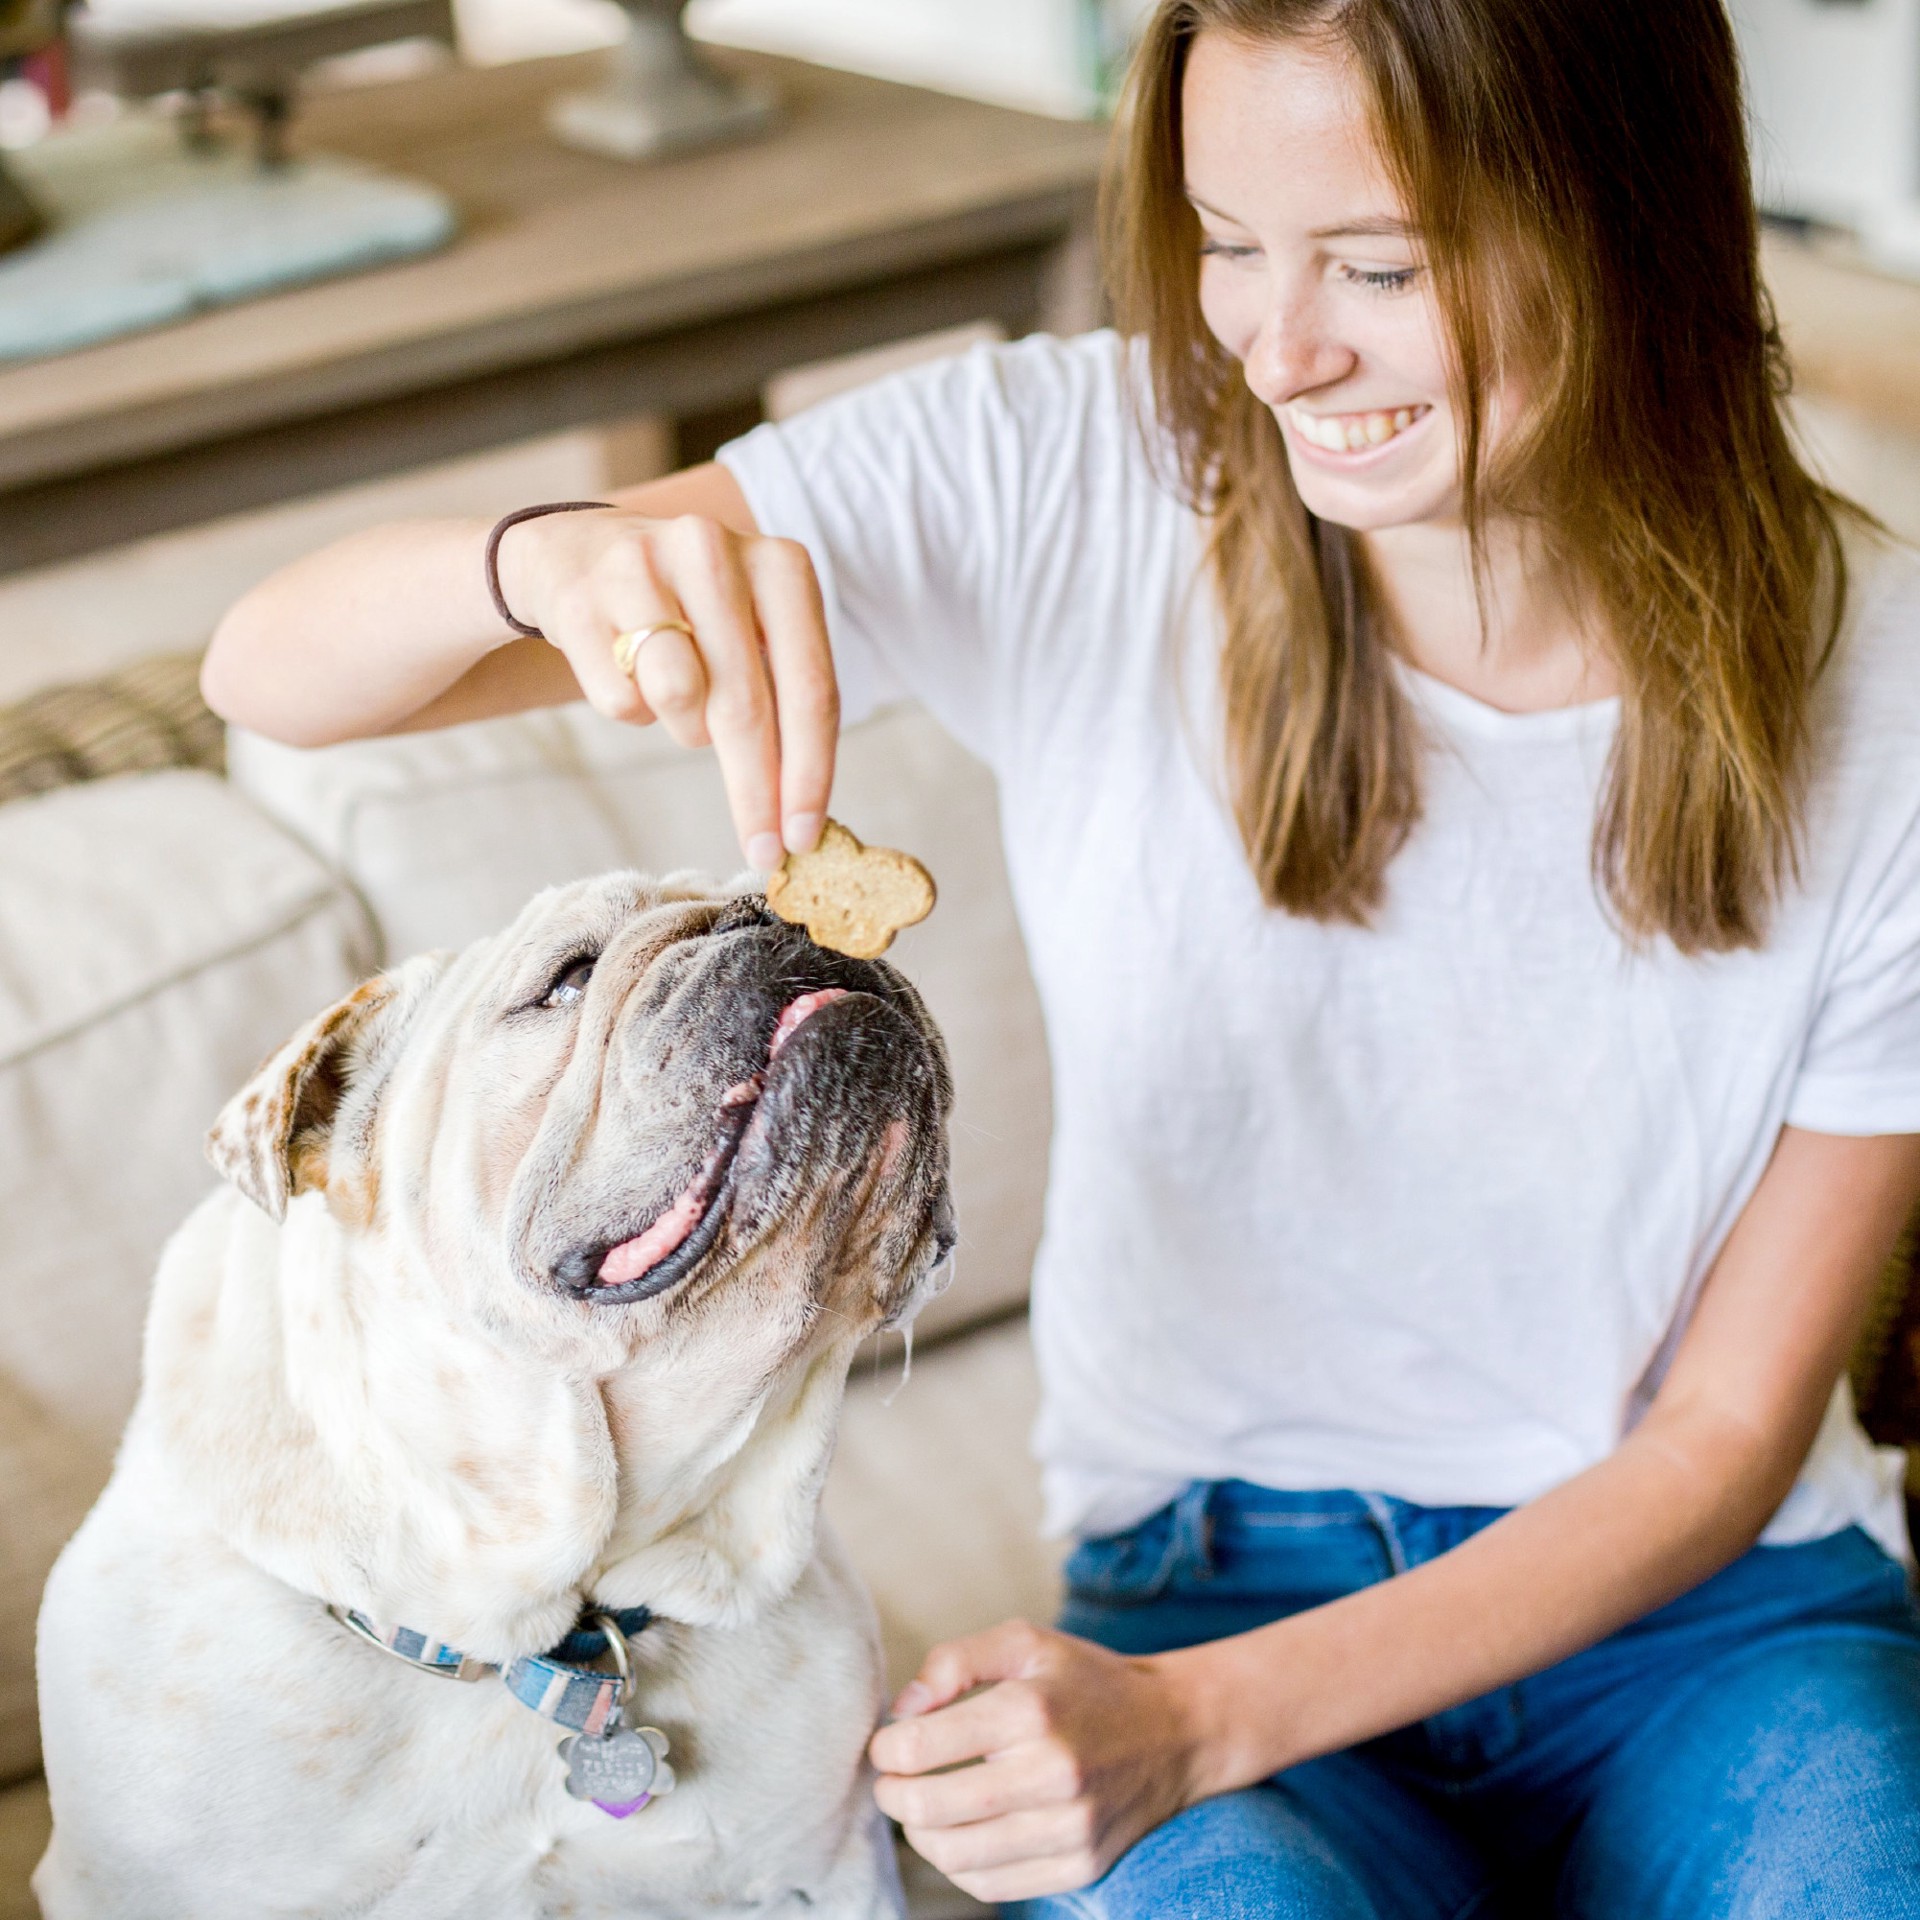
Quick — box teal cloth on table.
[0,111,456,361]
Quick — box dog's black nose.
[710,896,779,935]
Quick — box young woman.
[203,1,1920,1912]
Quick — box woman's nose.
[1241,292,1353,409]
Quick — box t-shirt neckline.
[1391,656,1622,744]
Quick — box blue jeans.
[1002,1482,1920,1920]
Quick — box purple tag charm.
[595,1790,652,1820]
[560,1723,675,1818]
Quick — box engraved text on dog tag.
[560,1723,675,1819]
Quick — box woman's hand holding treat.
[490,494,838,870]
[203,464,838,871]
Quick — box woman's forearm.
[199,464,835,863]
[1170,1400,1793,1796]
[1167,1126,1920,1799]
[202,517,514,745]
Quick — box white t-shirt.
[721,330,1920,1559]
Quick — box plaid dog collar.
[331,1603,655,1739]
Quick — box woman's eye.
[1340,263,1419,293]
[1199,238,1258,261]
[542,957,597,1008]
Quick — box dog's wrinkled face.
[480,876,953,1339]
[212,873,955,1363]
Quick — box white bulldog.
[34,873,955,1920]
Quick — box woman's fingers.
[543,586,656,729]
[903,1804,1100,1884]
[656,515,784,870]
[870,1622,1062,1785]
[628,625,709,748]
[870,1624,1202,1903]
[874,1731,1081,1830]
[747,535,838,853]
[939,1851,1114,1907]
[872,1678,1054,1781]
[884,1619,1054,1731]
[518,509,840,869]
[587,531,702,740]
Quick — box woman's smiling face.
[1185,29,1499,535]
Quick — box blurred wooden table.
[0,49,1108,574]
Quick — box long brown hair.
[1107,0,1857,951]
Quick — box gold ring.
[612,619,695,679]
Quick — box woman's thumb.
[890,1619,1045,1718]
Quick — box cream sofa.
[0,691,1063,1918]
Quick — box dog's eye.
[541,956,597,1008]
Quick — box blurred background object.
[546,0,777,162]
[0,0,61,61]
[68,0,457,160]
[0,0,458,359]
[0,0,67,252]
[450,0,624,64]
[1730,0,1920,277]
[0,30,1107,649]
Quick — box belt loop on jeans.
[1169,1480,1217,1581]
[1358,1490,1410,1578]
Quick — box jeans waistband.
[1074,1481,1914,1635]
[1149,1481,1512,1582]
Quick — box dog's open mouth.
[558,988,852,1306]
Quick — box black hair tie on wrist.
[484,501,614,639]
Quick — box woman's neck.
[1361,516,1618,713]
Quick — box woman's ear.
[205,958,435,1221]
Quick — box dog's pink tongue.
[596,991,851,1288]
[770,988,849,1058]
[595,1077,759,1287]
[596,1188,706,1286]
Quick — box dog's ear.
[206,971,410,1221]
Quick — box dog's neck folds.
[154,1191,862,1661]
[589,1340,859,1630]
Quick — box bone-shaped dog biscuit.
[766,819,935,959]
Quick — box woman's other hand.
[493,486,836,870]
[868,1619,1212,1903]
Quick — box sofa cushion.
[0,770,377,1784]
[228,701,1052,1347]
[827,1315,1055,1920]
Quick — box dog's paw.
[767,820,935,959]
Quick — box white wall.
[1730,0,1920,220]
[453,0,625,65]
[691,0,1095,118]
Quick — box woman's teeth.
[1288,405,1427,453]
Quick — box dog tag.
[559,1722,675,1819]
